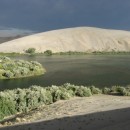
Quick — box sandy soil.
[0,95,130,130]
[0,27,130,53]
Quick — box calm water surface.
[0,55,130,90]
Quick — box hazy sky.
[0,0,130,32]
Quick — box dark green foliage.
[51,87,71,102]
[104,86,129,96]
[44,50,52,56]
[25,48,36,54]
[102,87,111,94]
[0,93,16,120]
[123,87,130,96]
[15,89,27,112]
[63,83,79,96]
[111,86,125,95]
[0,56,45,79]
[90,86,102,94]
[2,71,14,78]
[75,86,92,97]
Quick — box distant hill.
[0,35,24,44]
[0,27,130,53]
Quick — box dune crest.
[0,27,130,53]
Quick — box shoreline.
[1,51,130,56]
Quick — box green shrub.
[117,87,126,95]
[53,89,62,102]
[12,69,22,77]
[2,71,14,78]
[25,48,36,54]
[60,87,73,99]
[2,84,130,121]
[52,89,71,102]
[21,67,30,75]
[44,90,53,104]
[44,50,53,56]
[75,86,92,97]
[119,87,130,96]
[0,93,16,120]
[0,56,45,79]
[111,86,124,94]
[26,89,41,110]
[31,61,42,67]
[15,89,27,112]
[0,56,11,62]
[102,87,111,94]
[63,83,79,96]
[60,91,72,100]
[90,86,102,94]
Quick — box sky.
[0,0,130,34]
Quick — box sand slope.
[0,27,130,53]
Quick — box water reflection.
[0,55,130,90]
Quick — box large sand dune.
[0,27,130,53]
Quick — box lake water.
[0,55,130,90]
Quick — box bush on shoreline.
[0,83,130,121]
[0,56,45,79]
[25,48,36,55]
[44,50,53,56]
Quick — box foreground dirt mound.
[1,95,130,130]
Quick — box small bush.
[75,86,92,97]
[44,50,53,56]
[53,89,63,102]
[90,86,102,94]
[2,71,14,78]
[25,48,36,54]
[63,83,79,96]
[15,89,27,112]
[102,87,111,94]
[0,93,16,120]
[117,87,126,95]
[119,87,130,96]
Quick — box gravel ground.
[1,95,130,130]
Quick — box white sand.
[0,27,130,53]
[1,95,130,130]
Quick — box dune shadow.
[1,107,130,130]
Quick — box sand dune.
[0,27,130,53]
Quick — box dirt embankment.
[1,95,130,130]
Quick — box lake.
[0,55,130,90]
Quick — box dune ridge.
[0,27,130,53]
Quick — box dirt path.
[1,95,130,130]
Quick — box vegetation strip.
[1,49,130,56]
[0,56,45,79]
[0,83,130,121]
